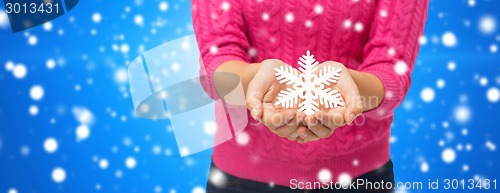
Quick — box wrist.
[239,62,261,94]
[346,69,364,90]
[242,62,261,80]
[347,69,384,111]
[213,61,260,97]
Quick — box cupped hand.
[246,59,308,141]
[299,61,364,142]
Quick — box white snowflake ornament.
[274,51,344,115]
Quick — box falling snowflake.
[274,50,344,115]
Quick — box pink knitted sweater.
[192,0,428,187]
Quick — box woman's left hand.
[297,61,364,143]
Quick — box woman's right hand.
[245,59,308,141]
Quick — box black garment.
[206,160,395,193]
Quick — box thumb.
[344,95,363,124]
[246,82,265,121]
[248,99,262,121]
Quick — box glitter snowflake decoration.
[274,51,344,115]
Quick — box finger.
[344,94,363,125]
[314,110,345,130]
[297,126,320,142]
[273,117,299,138]
[262,105,296,130]
[270,110,301,138]
[295,111,307,124]
[335,71,363,124]
[286,112,308,141]
[286,125,303,141]
[304,115,334,138]
[245,80,266,120]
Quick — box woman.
[192,0,429,192]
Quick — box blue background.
[0,0,499,192]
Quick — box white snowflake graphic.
[274,50,344,115]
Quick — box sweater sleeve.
[357,0,429,120]
[192,0,252,98]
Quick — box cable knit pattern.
[192,0,429,187]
